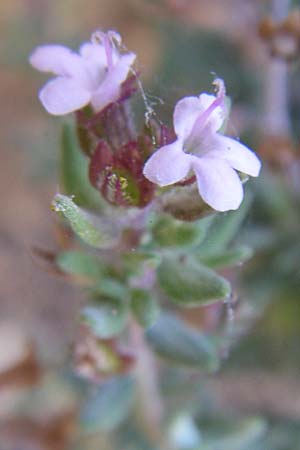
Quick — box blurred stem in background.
[263,0,291,137]
[131,321,166,448]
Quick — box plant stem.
[272,0,290,20]
[262,0,291,136]
[131,321,163,431]
[131,321,175,450]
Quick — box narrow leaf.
[81,298,128,339]
[197,245,253,269]
[146,313,219,370]
[52,194,119,249]
[199,416,267,450]
[56,250,103,279]
[122,251,162,277]
[151,214,212,248]
[198,192,252,257]
[80,376,135,431]
[60,122,105,211]
[157,256,230,306]
[130,289,160,328]
[92,278,127,301]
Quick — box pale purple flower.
[143,79,261,212]
[29,30,136,115]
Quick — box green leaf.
[85,278,129,338]
[198,193,252,257]
[130,289,160,328]
[81,297,128,339]
[151,214,212,248]
[114,424,157,450]
[198,416,267,450]
[56,250,103,279]
[80,376,135,431]
[122,250,162,276]
[146,313,219,369]
[92,278,127,300]
[157,256,230,306]
[52,194,119,249]
[60,122,105,211]
[197,245,253,269]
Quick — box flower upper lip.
[29,30,136,116]
[143,79,261,212]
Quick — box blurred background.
[1,0,300,449]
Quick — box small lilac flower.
[143,79,261,212]
[29,30,136,115]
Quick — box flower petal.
[91,52,136,111]
[192,156,243,211]
[39,77,91,115]
[173,96,205,140]
[80,42,105,59]
[143,141,192,186]
[198,93,225,132]
[29,45,85,78]
[211,135,261,177]
[184,94,227,153]
[174,93,227,149]
[78,43,108,89]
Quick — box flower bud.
[89,139,155,207]
[161,184,214,221]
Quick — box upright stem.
[262,0,291,136]
[131,321,175,450]
[263,61,290,136]
[272,0,290,20]
[131,322,163,434]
